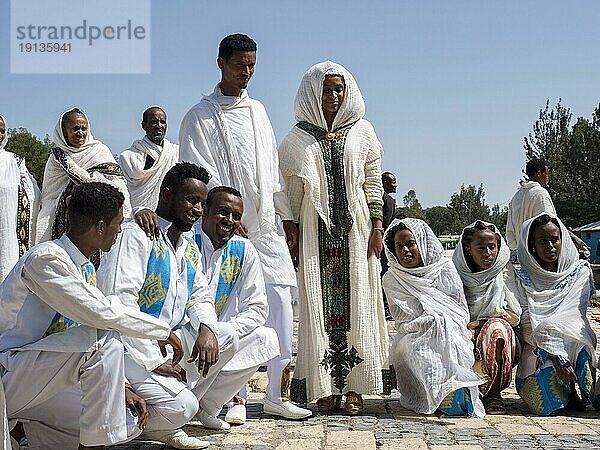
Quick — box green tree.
[5,128,52,185]
[489,203,508,234]
[396,189,425,221]
[424,206,455,235]
[523,99,600,227]
[448,184,490,233]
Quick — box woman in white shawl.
[453,221,521,414]
[383,218,485,417]
[36,108,131,254]
[0,115,40,283]
[279,61,389,414]
[514,213,597,415]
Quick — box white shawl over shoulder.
[514,214,596,365]
[383,218,484,416]
[36,109,131,243]
[453,221,521,325]
[119,136,178,210]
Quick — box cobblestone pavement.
[112,308,600,450]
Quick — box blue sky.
[2,1,599,208]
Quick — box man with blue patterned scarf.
[195,186,280,426]
[98,162,236,449]
[0,182,182,450]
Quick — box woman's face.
[531,222,561,271]
[0,117,5,144]
[394,228,423,268]
[62,113,88,148]
[466,229,499,272]
[321,75,345,118]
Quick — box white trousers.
[0,381,9,450]
[265,284,293,402]
[125,358,199,433]
[0,330,134,447]
[182,322,260,416]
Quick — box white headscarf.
[0,115,8,151]
[382,218,484,416]
[52,108,101,153]
[294,61,365,131]
[515,213,596,364]
[453,221,521,325]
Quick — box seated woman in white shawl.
[36,108,131,259]
[514,213,598,415]
[453,221,521,414]
[383,218,485,417]
[0,115,40,283]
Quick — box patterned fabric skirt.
[438,388,475,416]
[516,349,596,415]
[472,317,518,397]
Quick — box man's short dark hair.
[218,34,257,60]
[206,186,242,212]
[161,162,211,193]
[142,106,166,123]
[382,171,395,181]
[68,182,124,234]
[525,158,547,178]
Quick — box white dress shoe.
[225,402,247,425]
[263,399,312,419]
[141,429,209,449]
[195,409,231,430]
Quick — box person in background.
[120,106,179,211]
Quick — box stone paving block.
[443,418,490,429]
[325,430,376,450]
[430,445,484,450]
[276,438,322,450]
[378,438,427,450]
[529,416,596,435]
[284,424,324,439]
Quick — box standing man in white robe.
[178,33,310,420]
[195,186,281,425]
[0,182,182,450]
[506,158,586,256]
[98,162,223,449]
[120,107,179,211]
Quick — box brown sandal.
[317,395,342,413]
[345,391,363,415]
[484,396,506,415]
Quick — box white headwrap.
[294,61,365,131]
[515,213,596,364]
[382,218,484,416]
[453,221,521,325]
[0,115,8,150]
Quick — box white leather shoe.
[225,402,247,425]
[141,429,209,449]
[263,399,312,419]
[195,409,231,430]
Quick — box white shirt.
[196,228,279,369]
[97,218,217,372]
[0,235,170,354]
[179,85,296,286]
